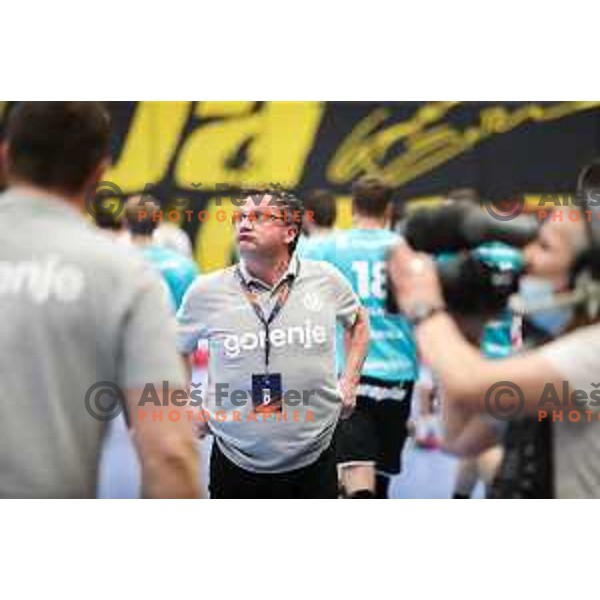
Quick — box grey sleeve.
[176,279,209,354]
[322,263,361,329]
[117,270,187,389]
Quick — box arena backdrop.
[2,101,600,272]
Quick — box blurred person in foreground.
[304,176,418,498]
[0,102,199,498]
[177,188,369,498]
[388,170,600,498]
[124,195,199,311]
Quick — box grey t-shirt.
[0,189,186,498]
[540,323,600,498]
[177,256,361,473]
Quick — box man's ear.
[77,157,111,207]
[284,224,299,245]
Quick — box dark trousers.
[209,442,338,499]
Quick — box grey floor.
[97,370,483,499]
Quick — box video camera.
[388,174,600,324]
[387,200,539,316]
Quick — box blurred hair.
[303,188,337,228]
[351,175,393,217]
[93,196,122,231]
[125,194,161,236]
[5,102,111,195]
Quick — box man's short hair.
[93,196,122,231]
[5,102,111,195]
[239,186,305,254]
[125,194,161,236]
[351,175,393,217]
[304,189,337,228]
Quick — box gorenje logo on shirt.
[0,256,85,303]
[223,320,327,358]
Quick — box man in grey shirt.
[0,102,200,498]
[177,188,370,498]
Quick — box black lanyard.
[235,264,298,372]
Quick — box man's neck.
[243,253,292,287]
[130,234,154,247]
[353,214,388,230]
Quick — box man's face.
[235,194,298,259]
[524,209,586,287]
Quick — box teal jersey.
[295,233,328,261]
[474,242,524,359]
[139,245,199,310]
[302,229,418,382]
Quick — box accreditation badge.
[251,373,283,414]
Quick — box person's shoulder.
[548,323,600,348]
[297,233,333,259]
[345,227,400,248]
[82,228,158,284]
[299,257,347,282]
[367,227,402,245]
[183,265,236,296]
[150,245,198,272]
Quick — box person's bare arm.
[126,385,201,499]
[442,401,503,456]
[340,307,370,418]
[416,312,563,415]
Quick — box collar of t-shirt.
[237,255,299,316]
[1,187,87,223]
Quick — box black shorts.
[336,377,414,476]
[209,441,338,499]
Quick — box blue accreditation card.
[251,373,283,414]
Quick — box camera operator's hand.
[387,243,445,320]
